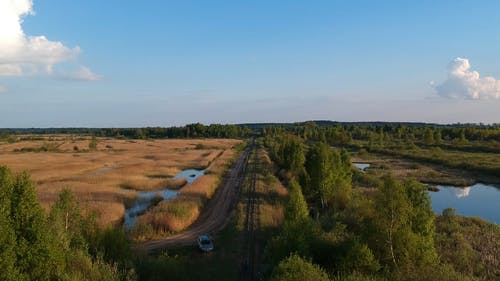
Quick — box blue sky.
[1,0,500,127]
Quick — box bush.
[340,239,380,274]
[269,253,330,281]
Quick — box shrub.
[269,253,330,281]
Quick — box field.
[132,147,240,238]
[0,135,242,226]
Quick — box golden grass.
[260,204,285,228]
[180,148,236,198]
[206,149,235,174]
[0,136,241,226]
[256,148,287,229]
[137,196,201,233]
[180,174,220,198]
[131,147,241,236]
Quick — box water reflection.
[173,169,204,183]
[353,163,370,172]
[124,169,205,229]
[428,183,500,224]
[448,186,471,198]
[124,189,178,229]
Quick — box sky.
[1,0,500,127]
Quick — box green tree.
[0,167,21,281]
[404,179,438,266]
[49,189,130,280]
[267,181,316,263]
[304,142,351,210]
[370,175,411,270]
[340,239,380,274]
[370,176,438,273]
[98,227,133,266]
[0,168,129,281]
[279,135,306,175]
[49,188,87,251]
[266,134,305,176]
[10,172,54,280]
[423,129,434,145]
[48,188,91,278]
[269,254,330,281]
[304,142,334,208]
[285,180,310,223]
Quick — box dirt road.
[139,145,251,252]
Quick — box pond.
[353,162,370,172]
[123,169,205,229]
[173,169,205,183]
[428,183,500,224]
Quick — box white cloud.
[61,66,102,81]
[434,57,500,99]
[0,0,97,79]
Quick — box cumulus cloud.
[0,0,98,79]
[434,57,500,99]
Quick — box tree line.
[2,121,500,143]
[0,123,253,140]
[262,122,500,145]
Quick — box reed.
[0,136,242,226]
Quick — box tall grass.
[0,136,242,227]
[129,143,242,238]
[137,196,201,235]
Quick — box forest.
[261,133,499,280]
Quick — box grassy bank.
[351,153,476,188]
[349,140,500,184]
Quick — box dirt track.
[139,145,251,252]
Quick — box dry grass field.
[0,136,242,226]
[133,148,241,237]
[138,197,202,234]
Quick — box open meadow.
[0,135,242,226]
